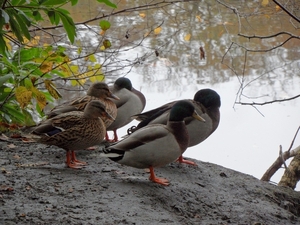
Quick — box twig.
[261,126,300,182]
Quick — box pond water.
[53,0,300,189]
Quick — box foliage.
[0,0,115,126]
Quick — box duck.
[106,77,146,142]
[129,89,221,165]
[47,82,119,128]
[101,100,205,186]
[32,100,114,169]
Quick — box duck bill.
[108,93,120,100]
[105,112,116,121]
[192,111,205,122]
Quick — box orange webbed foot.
[148,166,170,186]
[177,155,197,166]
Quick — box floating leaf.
[261,0,269,7]
[139,13,146,18]
[184,33,191,41]
[154,27,162,35]
[196,15,202,22]
[103,39,111,49]
[99,20,111,31]
[275,5,281,11]
[15,86,32,108]
[44,80,61,99]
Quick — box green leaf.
[0,34,8,57]
[14,47,41,62]
[13,11,31,40]
[99,20,111,31]
[1,103,25,123]
[32,11,43,21]
[57,10,76,43]
[0,9,10,23]
[0,74,13,86]
[70,0,78,6]
[97,0,117,8]
[41,0,67,6]
[8,11,24,42]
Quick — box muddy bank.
[0,139,299,224]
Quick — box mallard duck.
[130,89,221,165]
[32,101,114,169]
[48,82,119,128]
[106,77,146,142]
[101,100,205,186]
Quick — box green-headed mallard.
[130,89,221,165]
[101,100,205,186]
[48,82,119,128]
[106,77,146,142]
[32,101,114,169]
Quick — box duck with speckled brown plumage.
[32,101,114,169]
[48,82,119,129]
[101,100,205,186]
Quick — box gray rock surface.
[0,140,299,224]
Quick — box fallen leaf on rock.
[7,143,16,149]
[13,154,21,160]
[0,185,14,192]
[0,134,9,141]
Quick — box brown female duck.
[32,101,114,169]
[48,82,119,128]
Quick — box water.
[55,0,300,189]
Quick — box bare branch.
[235,94,300,106]
[272,0,300,23]
[261,127,300,182]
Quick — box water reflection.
[45,1,300,189]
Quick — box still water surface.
[56,0,300,189]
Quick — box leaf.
[196,15,202,22]
[15,86,32,108]
[56,9,76,43]
[0,74,13,86]
[154,27,162,35]
[88,54,97,62]
[200,46,205,60]
[103,39,111,49]
[70,0,78,6]
[31,87,47,110]
[261,0,269,7]
[41,0,67,6]
[0,9,10,23]
[139,13,146,18]
[99,20,111,31]
[40,61,53,73]
[184,33,191,41]
[96,0,117,8]
[44,80,62,99]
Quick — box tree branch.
[272,0,300,23]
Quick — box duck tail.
[100,148,124,162]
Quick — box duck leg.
[65,151,84,169]
[148,166,169,186]
[177,155,197,166]
[70,151,87,166]
[105,130,119,142]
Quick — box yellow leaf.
[88,54,97,62]
[44,80,62,99]
[139,13,146,18]
[261,0,269,7]
[100,30,106,36]
[100,45,105,50]
[40,62,53,73]
[184,33,191,41]
[31,87,47,110]
[196,15,202,22]
[275,5,281,11]
[154,27,162,35]
[15,86,32,108]
[144,31,150,37]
